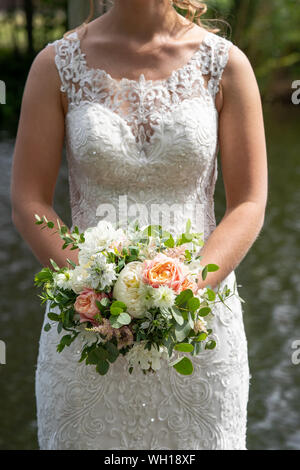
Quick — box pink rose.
[142,253,186,293]
[74,288,108,325]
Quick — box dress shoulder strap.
[200,32,234,97]
[47,32,85,103]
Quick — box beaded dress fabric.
[35,30,250,450]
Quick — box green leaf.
[182,232,193,243]
[96,360,109,375]
[118,312,131,325]
[175,321,192,342]
[50,258,60,271]
[207,264,219,272]
[87,346,109,365]
[105,342,119,364]
[206,288,216,301]
[187,297,200,313]
[44,323,51,332]
[47,312,61,322]
[202,266,208,280]
[195,332,208,342]
[109,316,122,329]
[47,221,55,229]
[110,301,127,316]
[171,306,184,326]
[175,289,193,307]
[164,234,175,248]
[198,307,211,317]
[185,219,192,233]
[174,343,194,353]
[173,356,194,375]
[57,334,73,352]
[205,340,216,350]
[110,306,123,316]
[188,312,194,329]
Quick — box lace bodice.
[35,30,250,451]
[51,30,233,239]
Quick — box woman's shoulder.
[27,40,60,87]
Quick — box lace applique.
[51,30,232,150]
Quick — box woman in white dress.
[11,0,268,450]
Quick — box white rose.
[112,261,146,318]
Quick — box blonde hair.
[65,0,221,39]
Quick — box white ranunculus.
[112,261,146,318]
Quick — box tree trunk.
[24,0,34,55]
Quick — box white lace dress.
[35,30,250,450]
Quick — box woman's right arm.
[11,44,78,268]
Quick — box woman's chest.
[66,96,219,182]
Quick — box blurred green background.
[0,0,299,450]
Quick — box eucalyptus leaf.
[171,306,184,326]
[198,307,211,317]
[172,356,194,375]
[174,343,194,353]
[118,312,131,325]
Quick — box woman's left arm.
[197,45,268,290]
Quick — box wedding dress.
[35,30,250,450]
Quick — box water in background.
[0,104,299,450]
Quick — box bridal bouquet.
[34,216,235,376]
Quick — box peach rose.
[142,253,185,293]
[74,288,108,325]
[180,276,199,294]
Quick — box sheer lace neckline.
[72,30,213,87]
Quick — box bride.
[11,0,268,450]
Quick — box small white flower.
[53,270,73,290]
[70,265,91,294]
[137,283,156,309]
[79,221,126,263]
[87,253,117,290]
[151,285,176,309]
[126,341,169,371]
